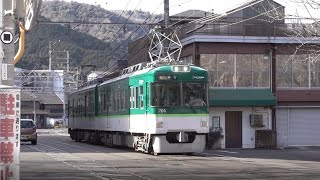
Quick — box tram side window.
[87,95,89,114]
[121,90,125,110]
[151,83,165,107]
[78,99,81,116]
[114,91,118,111]
[118,91,122,111]
[110,91,113,111]
[130,87,133,109]
[139,86,143,109]
[88,94,91,114]
[84,95,87,116]
[136,87,139,108]
[130,87,136,109]
[112,91,117,111]
[103,93,106,112]
[125,90,128,109]
[72,99,75,117]
[98,94,101,113]
[118,91,121,111]
[114,91,117,111]
[117,91,120,111]
[107,91,111,111]
[76,99,79,116]
[90,94,94,113]
[120,90,123,110]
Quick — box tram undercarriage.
[68,128,207,155]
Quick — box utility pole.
[49,40,61,71]
[0,0,16,87]
[0,1,42,179]
[164,0,170,28]
[0,1,19,180]
[163,0,170,53]
[49,40,70,126]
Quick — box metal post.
[163,0,170,59]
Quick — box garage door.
[277,108,320,147]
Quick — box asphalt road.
[20,129,320,180]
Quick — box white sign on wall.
[2,64,7,81]
[0,88,21,180]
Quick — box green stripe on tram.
[155,113,208,117]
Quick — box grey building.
[21,90,63,128]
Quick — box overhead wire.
[81,0,135,64]
[81,0,148,66]
[91,0,197,71]
[88,0,284,78]
[104,0,267,74]
[98,1,166,75]
[102,0,203,74]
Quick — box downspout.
[13,22,25,65]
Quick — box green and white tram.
[68,63,209,154]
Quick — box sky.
[48,0,319,19]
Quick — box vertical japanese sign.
[0,88,20,180]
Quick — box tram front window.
[151,83,180,107]
[151,82,207,107]
[183,83,207,107]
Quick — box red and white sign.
[0,88,20,180]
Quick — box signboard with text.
[0,88,20,180]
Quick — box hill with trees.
[16,0,161,71]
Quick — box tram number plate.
[158,109,167,113]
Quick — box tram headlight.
[200,120,208,127]
[172,66,191,72]
[156,121,164,128]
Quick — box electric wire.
[85,1,165,74]
[81,0,135,64]
[80,0,147,65]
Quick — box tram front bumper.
[152,134,206,154]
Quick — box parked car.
[21,119,37,145]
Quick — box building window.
[211,116,220,128]
[200,54,270,88]
[180,55,193,64]
[277,54,320,88]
